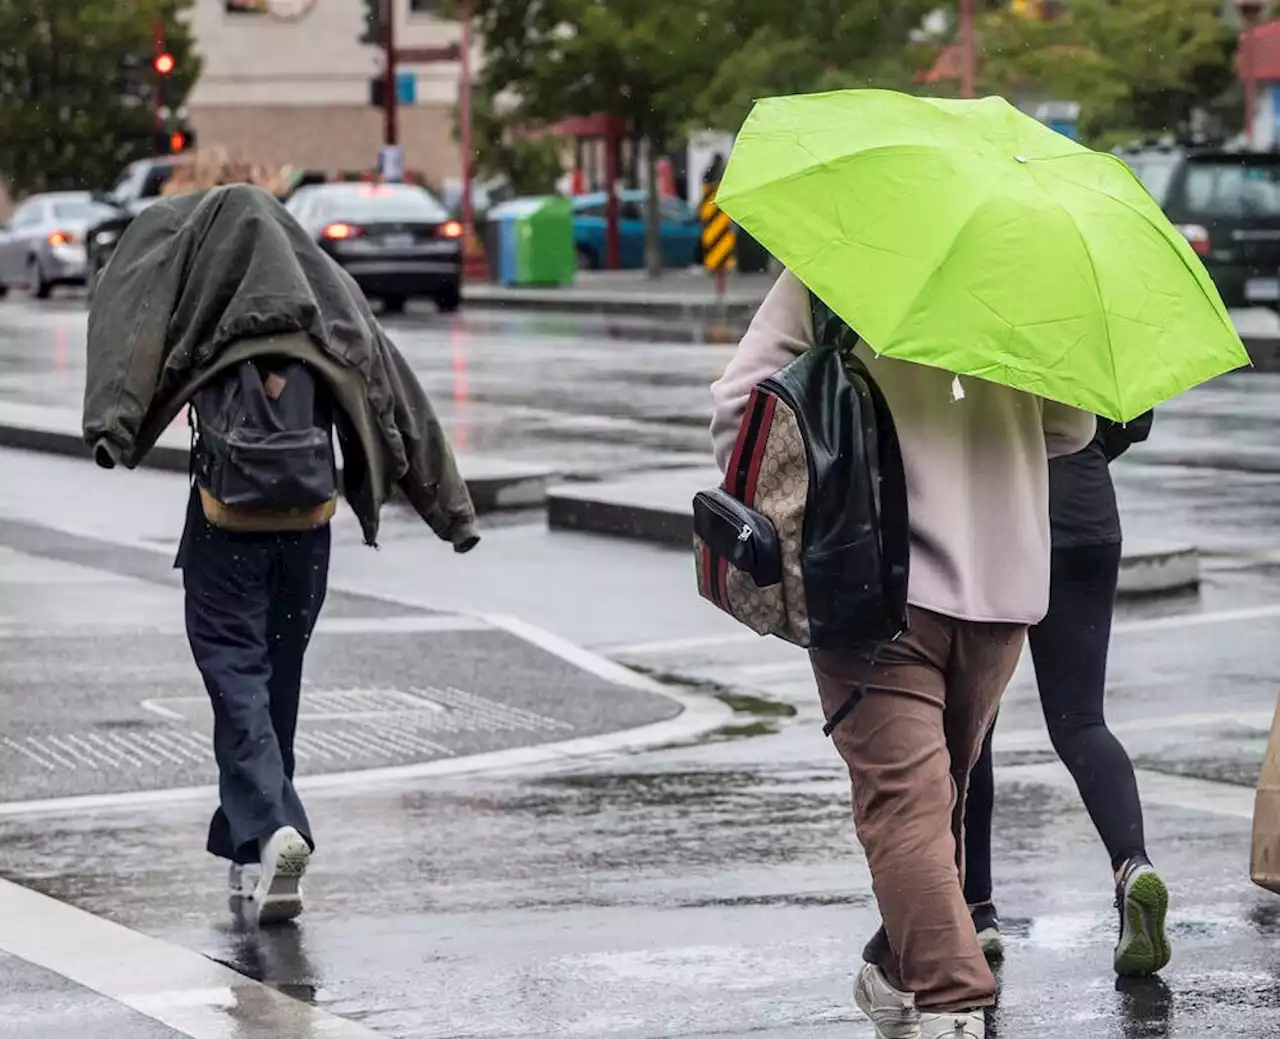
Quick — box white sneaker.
[229,826,310,926]
[854,963,921,1039]
[919,1010,985,1038]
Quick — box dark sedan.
[286,183,463,314]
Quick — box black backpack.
[694,291,910,654]
[191,360,336,512]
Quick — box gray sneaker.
[920,1010,985,1038]
[228,826,310,927]
[854,963,920,1039]
[1113,859,1170,977]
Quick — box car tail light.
[1177,224,1211,256]
[442,220,464,239]
[47,230,77,247]
[322,222,363,240]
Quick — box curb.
[0,416,550,514]
[461,287,763,325]
[547,475,1202,600]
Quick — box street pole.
[959,0,975,100]
[1247,10,1260,150]
[382,0,398,147]
[458,0,474,239]
[153,18,166,133]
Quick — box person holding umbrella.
[710,90,1248,1038]
[963,411,1168,980]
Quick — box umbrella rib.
[1035,154,1237,331]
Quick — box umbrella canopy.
[716,89,1250,422]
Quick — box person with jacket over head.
[711,270,1095,1039]
[962,412,1169,977]
[83,184,479,927]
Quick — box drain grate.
[7,686,572,773]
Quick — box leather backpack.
[694,292,910,653]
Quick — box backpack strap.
[807,291,909,630]
[808,291,911,738]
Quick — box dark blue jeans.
[178,494,330,864]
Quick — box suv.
[1117,144,1280,309]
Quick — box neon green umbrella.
[716,90,1250,422]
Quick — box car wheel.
[381,295,407,315]
[28,258,51,300]
[575,245,598,271]
[435,283,462,313]
[0,283,8,300]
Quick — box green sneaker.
[1113,859,1170,977]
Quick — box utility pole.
[458,0,473,238]
[152,18,166,133]
[382,0,397,147]
[1237,1,1265,149]
[959,0,975,100]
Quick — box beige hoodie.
[710,271,1096,626]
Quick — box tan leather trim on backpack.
[199,487,337,532]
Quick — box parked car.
[1117,145,1280,309]
[85,156,186,303]
[571,190,701,270]
[0,192,119,299]
[85,157,326,304]
[285,182,463,313]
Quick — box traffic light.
[153,51,175,75]
[156,122,196,154]
[359,0,383,45]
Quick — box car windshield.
[313,187,448,223]
[51,200,115,222]
[1125,155,1180,206]
[1179,160,1280,219]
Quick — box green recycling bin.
[489,196,576,287]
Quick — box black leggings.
[964,542,1146,905]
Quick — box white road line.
[0,878,382,1039]
[2,737,54,771]
[1112,602,1280,634]
[605,601,1280,658]
[86,732,143,768]
[24,736,78,771]
[1002,761,1253,820]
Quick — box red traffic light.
[169,130,187,153]
[154,52,175,75]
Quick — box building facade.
[186,0,466,185]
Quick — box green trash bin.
[489,196,576,287]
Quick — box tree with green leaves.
[692,0,941,133]
[468,0,749,276]
[978,0,1235,145]
[459,85,566,198]
[0,0,200,200]
[465,0,947,276]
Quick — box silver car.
[0,192,119,299]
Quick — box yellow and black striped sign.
[699,183,736,272]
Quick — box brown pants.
[811,609,1025,1011]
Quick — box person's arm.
[709,270,813,472]
[1042,400,1097,460]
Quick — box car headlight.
[94,230,119,246]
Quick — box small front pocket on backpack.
[693,490,785,636]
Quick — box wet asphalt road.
[0,298,1279,1036]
